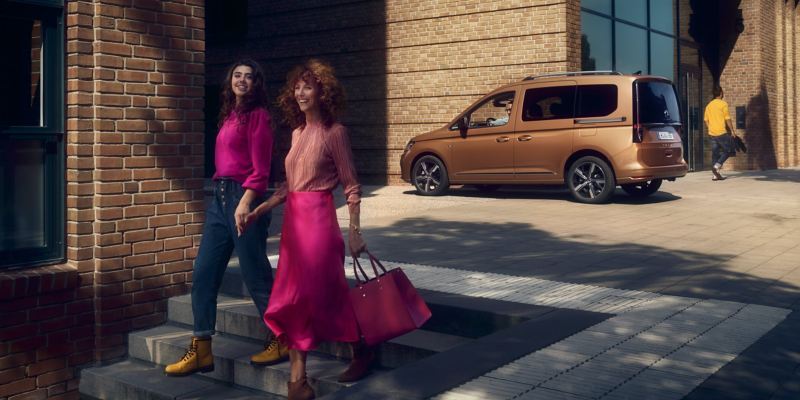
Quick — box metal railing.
[522,71,624,81]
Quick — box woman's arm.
[236,109,275,235]
[328,125,366,256]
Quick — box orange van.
[399,72,688,203]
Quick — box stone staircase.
[79,259,473,400]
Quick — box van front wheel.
[412,155,449,196]
[567,156,616,204]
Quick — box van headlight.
[403,139,415,155]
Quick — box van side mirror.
[458,116,468,137]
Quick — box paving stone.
[515,387,593,400]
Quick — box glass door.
[678,44,703,171]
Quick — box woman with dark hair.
[165,59,288,376]
[242,59,372,400]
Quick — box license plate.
[658,131,674,140]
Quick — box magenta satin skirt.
[263,191,359,351]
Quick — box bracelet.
[350,224,361,233]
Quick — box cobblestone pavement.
[267,168,800,399]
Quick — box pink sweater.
[212,108,274,194]
[272,122,361,207]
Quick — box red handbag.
[349,251,432,346]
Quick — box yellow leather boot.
[164,336,214,376]
[250,336,289,366]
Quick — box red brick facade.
[717,0,799,170]
[0,1,205,399]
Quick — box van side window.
[522,86,576,121]
[576,85,618,117]
[465,91,515,129]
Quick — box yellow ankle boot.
[250,337,289,366]
[165,336,214,376]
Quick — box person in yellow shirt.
[703,86,739,181]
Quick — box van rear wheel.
[567,156,616,204]
[621,179,662,197]
[412,155,449,196]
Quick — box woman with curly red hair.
[242,59,372,400]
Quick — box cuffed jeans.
[711,133,734,167]
[192,178,273,337]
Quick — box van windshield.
[637,80,681,124]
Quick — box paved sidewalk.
[268,168,800,399]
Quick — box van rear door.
[634,79,684,167]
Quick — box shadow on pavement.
[363,217,800,311]
[401,186,683,205]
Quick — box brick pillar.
[565,0,582,71]
[65,0,205,365]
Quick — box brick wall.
[719,0,800,170]
[207,0,575,184]
[0,1,205,399]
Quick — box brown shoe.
[164,336,214,377]
[337,342,375,382]
[287,377,315,400]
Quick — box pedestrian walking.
[164,59,288,377]
[242,59,374,400]
[703,85,739,180]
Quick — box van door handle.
[496,136,510,143]
[518,135,533,142]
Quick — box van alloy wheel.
[412,155,449,196]
[567,156,615,204]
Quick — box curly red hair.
[277,59,346,129]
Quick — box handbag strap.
[351,250,388,284]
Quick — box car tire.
[412,155,450,196]
[621,179,662,197]
[567,156,616,204]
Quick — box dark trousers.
[711,133,734,167]
[192,179,273,337]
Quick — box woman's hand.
[348,225,366,258]
[235,200,251,237]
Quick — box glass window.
[582,0,612,15]
[637,80,681,124]
[577,85,618,118]
[650,0,675,34]
[615,0,646,25]
[0,140,46,251]
[650,33,675,80]
[467,92,515,129]
[0,16,43,127]
[1,2,64,269]
[522,86,576,121]
[615,22,648,74]
[581,12,613,71]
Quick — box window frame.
[0,0,65,269]
[580,0,677,79]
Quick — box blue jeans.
[711,133,733,167]
[192,179,273,337]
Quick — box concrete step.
[127,324,352,398]
[79,359,282,400]
[167,294,471,368]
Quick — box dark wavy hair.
[218,59,269,128]
[277,59,346,129]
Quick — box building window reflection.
[581,0,676,81]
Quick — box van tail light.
[633,123,644,143]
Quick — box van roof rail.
[522,71,624,81]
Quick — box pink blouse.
[212,108,274,194]
[272,122,361,207]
